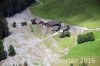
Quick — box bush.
[21,22,27,26]
[59,30,71,38]
[8,45,16,56]
[63,30,71,37]
[86,32,95,41]
[12,22,16,28]
[59,32,65,38]
[77,32,95,44]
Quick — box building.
[61,25,70,31]
[39,21,45,25]
[44,20,61,28]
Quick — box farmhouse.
[39,21,45,25]
[51,26,60,32]
[44,20,61,28]
[61,25,70,31]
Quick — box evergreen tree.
[0,39,4,54]
[12,22,17,28]
[0,38,7,61]
[24,61,28,66]
[8,45,16,56]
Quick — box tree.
[86,32,95,41]
[8,45,16,56]
[12,22,17,28]
[0,39,4,54]
[0,39,7,61]
[59,30,71,38]
[59,32,65,38]
[63,30,71,37]
[24,61,28,66]
[0,18,9,38]
[77,32,95,44]
[0,0,36,17]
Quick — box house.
[44,20,61,28]
[31,19,37,24]
[61,25,70,31]
[51,26,60,32]
[39,21,45,25]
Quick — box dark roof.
[44,20,61,27]
[47,21,60,26]
[39,21,45,25]
[61,25,70,30]
[51,26,59,31]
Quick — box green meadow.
[30,0,100,28]
[30,0,100,65]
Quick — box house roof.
[44,20,61,28]
[61,26,68,30]
[39,21,45,25]
[47,21,60,26]
[51,26,60,31]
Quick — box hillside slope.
[31,0,100,28]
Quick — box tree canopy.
[0,0,36,17]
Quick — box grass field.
[30,0,100,28]
[66,31,100,56]
[30,1,100,65]
[31,22,100,66]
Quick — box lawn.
[67,31,100,56]
[30,0,100,28]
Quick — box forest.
[0,0,36,38]
[0,0,36,17]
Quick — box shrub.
[59,32,65,38]
[12,22,17,28]
[77,32,95,44]
[8,45,16,56]
[86,32,95,41]
[21,22,27,26]
[63,30,71,37]
[59,30,71,38]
